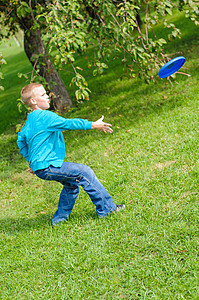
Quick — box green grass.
[0,13,199,299]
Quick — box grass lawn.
[0,13,199,299]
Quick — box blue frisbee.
[158,56,186,78]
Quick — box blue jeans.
[35,162,116,225]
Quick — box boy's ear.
[30,97,37,105]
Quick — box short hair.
[21,83,43,106]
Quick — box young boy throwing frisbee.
[17,83,125,225]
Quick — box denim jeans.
[35,162,116,225]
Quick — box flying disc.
[158,56,186,78]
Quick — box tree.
[0,0,198,111]
[0,0,72,110]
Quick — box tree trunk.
[24,29,72,111]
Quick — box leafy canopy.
[0,0,198,101]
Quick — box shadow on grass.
[0,211,99,234]
[0,215,52,233]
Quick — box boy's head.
[21,83,50,110]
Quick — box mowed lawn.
[0,13,199,299]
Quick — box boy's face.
[31,86,50,110]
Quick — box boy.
[17,83,125,225]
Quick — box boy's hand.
[92,116,113,133]
[27,168,34,174]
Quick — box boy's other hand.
[92,116,113,133]
[27,168,34,174]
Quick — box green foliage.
[36,0,198,97]
[0,0,198,103]
[16,1,31,18]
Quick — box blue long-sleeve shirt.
[17,109,93,172]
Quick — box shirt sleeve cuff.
[87,121,93,129]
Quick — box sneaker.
[113,204,126,213]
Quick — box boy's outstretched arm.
[92,116,113,133]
